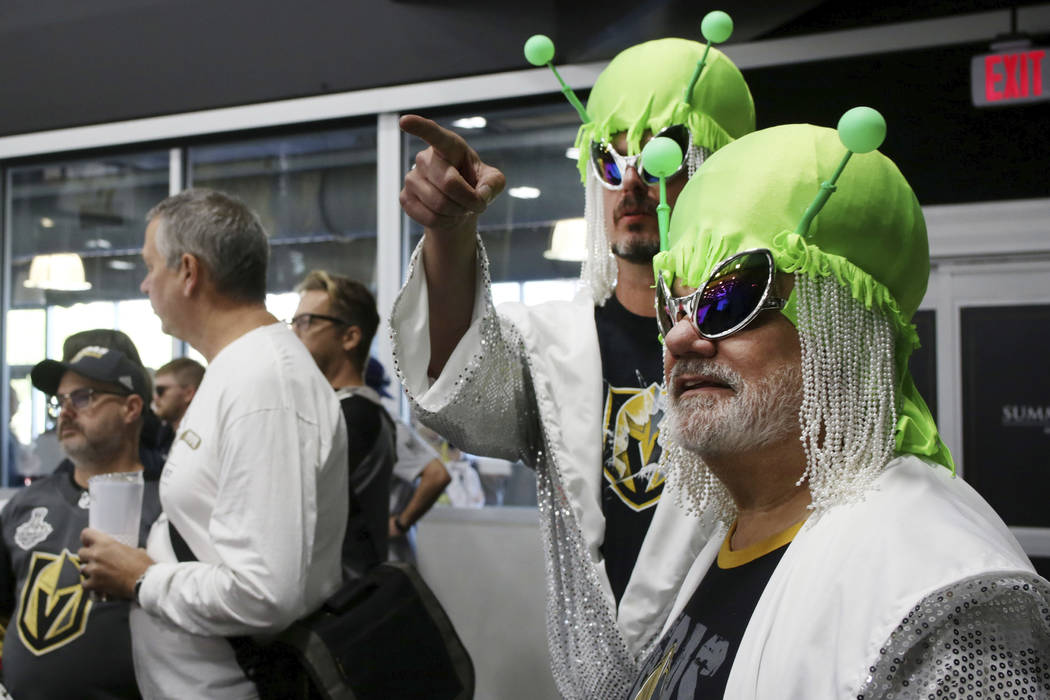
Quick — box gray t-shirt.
[0,468,161,700]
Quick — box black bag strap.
[168,519,197,563]
[167,521,280,692]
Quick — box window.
[400,102,590,507]
[402,102,586,293]
[5,152,170,482]
[189,127,379,293]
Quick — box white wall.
[417,507,560,700]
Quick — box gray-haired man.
[78,189,348,699]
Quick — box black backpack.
[169,522,474,700]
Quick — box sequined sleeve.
[389,236,542,465]
[857,572,1050,699]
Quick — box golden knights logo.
[17,549,92,655]
[603,383,665,510]
[632,642,678,700]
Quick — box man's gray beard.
[611,238,660,265]
[668,359,803,458]
[60,422,125,466]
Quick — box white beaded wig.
[652,122,953,523]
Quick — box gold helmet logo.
[603,383,666,510]
[17,549,92,655]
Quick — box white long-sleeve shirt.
[130,323,348,699]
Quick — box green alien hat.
[575,38,755,182]
[653,119,953,471]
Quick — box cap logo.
[71,346,109,363]
[118,375,134,392]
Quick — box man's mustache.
[669,359,741,397]
[613,194,657,222]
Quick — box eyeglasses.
[154,385,172,397]
[656,248,787,340]
[48,387,130,418]
[288,313,351,334]
[589,124,696,190]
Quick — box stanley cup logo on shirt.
[17,549,92,654]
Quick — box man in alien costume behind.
[391,25,754,700]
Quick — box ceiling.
[0,0,1046,137]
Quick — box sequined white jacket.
[390,240,712,699]
[655,455,1050,699]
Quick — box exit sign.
[972,47,1048,106]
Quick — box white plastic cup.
[88,471,144,547]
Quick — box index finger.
[400,115,470,167]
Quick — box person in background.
[363,357,451,564]
[77,188,347,699]
[291,270,395,579]
[150,357,205,456]
[0,346,161,699]
[6,388,31,487]
[25,330,167,483]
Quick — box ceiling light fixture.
[24,253,92,291]
[509,186,541,199]
[451,116,487,129]
[544,218,587,262]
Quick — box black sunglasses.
[288,313,352,333]
[656,248,787,340]
[589,124,695,189]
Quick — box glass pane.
[6,309,45,367]
[402,102,585,296]
[401,102,586,508]
[115,299,171,370]
[189,127,378,293]
[961,304,1050,528]
[5,151,171,480]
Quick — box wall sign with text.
[971,47,1048,106]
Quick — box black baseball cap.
[31,346,150,402]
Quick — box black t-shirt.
[626,526,798,700]
[0,469,162,699]
[594,294,665,607]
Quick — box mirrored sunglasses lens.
[659,124,691,152]
[641,125,688,184]
[591,144,622,186]
[655,279,676,336]
[695,252,772,336]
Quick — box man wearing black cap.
[0,346,161,699]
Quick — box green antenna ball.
[701,11,733,44]
[524,35,555,66]
[837,106,886,153]
[642,136,684,178]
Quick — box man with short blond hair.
[152,358,204,433]
[293,270,450,572]
[151,357,204,457]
